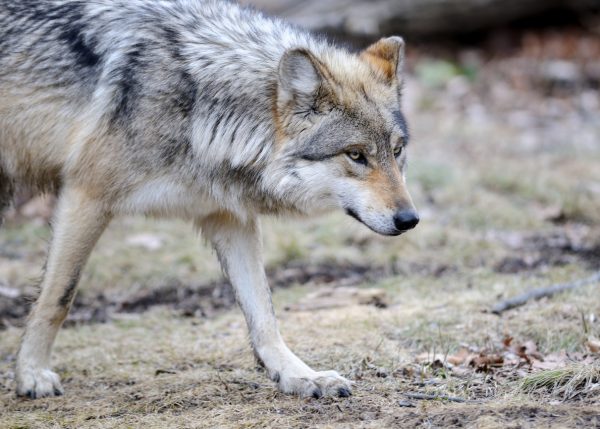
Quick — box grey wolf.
[0,0,419,399]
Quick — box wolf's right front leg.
[201,214,352,398]
[16,187,111,398]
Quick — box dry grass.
[520,363,600,400]
[1,44,600,428]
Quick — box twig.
[491,271,600,315]
[404,392,467,403]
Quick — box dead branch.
[492,271,600,315]
[404,392,467,403]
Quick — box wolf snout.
[393,209,419,232]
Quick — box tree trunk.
[243,0,598,40]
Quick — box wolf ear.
[361,36,405,83]
[278,49,324,112]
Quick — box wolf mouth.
[345,208,405,236]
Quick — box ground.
[1,30,600,428]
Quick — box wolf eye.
[347,151,367,165]
[393,146,403,157]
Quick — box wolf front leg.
[201,214,352,398]
[16,187,111,398]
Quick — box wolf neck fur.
[171,2,329,215]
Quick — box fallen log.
[244,0,599,40]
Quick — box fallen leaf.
[447,348,472,366]
[586,338,600,354]
[513,340,544,364]
[470,353,504,371]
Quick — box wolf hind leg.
[200,214,353,398]
[16,186,111,399]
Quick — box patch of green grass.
[415,59,476,88]
[520,363,600,400]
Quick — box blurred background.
[2,1,600,427]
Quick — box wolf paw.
[277,370,352,398]
[16,367,64,399]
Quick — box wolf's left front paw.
[277,370,352,398]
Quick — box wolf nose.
[394,210,419,231]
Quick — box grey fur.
[2,0,417,400]
[0,0,410,215]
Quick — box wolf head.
[272,37,418,236]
